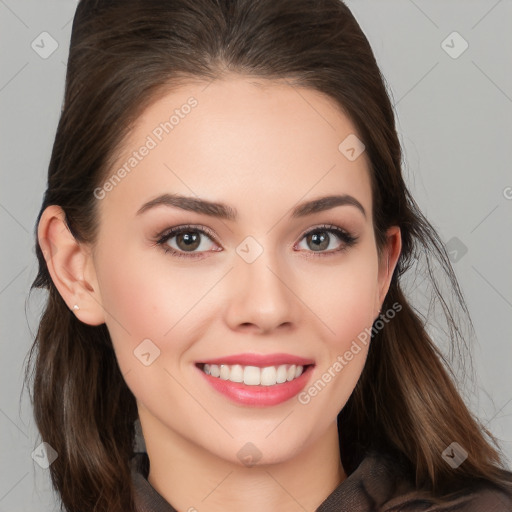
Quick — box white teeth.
[276,365,288,383]
[230,364,244,383]
[243,366,260,385]
[219,364,230,380]
[210,364,220,378]
[260,366,277,386]
[201,363,305,386]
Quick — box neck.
[142,419,346,512]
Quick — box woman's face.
[87,76,399,465]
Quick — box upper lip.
[197,353,315,368]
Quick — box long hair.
[24,0,512,510]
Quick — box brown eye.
[305,231,330,251]
[296,225,358,256]
[156,225,219,259]
[174,231,202,252]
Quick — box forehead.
[97,75,373,223]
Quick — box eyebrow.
[136,193,366,220]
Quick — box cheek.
[300,250,379,343]
[297,279,375,420]
[93,247,198,415]
[297,249,378,403]
[95,232,379,360]
[93,242,218,368]
[93,245,172,364]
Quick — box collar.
[130,449,416,512]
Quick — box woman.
[25,0,512,511]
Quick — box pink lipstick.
[195,353,315,406]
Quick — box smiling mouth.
[196,362,314,386]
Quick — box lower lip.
[196,365,315,406]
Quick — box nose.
[223,248,301,334]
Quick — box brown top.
[130,451,512,511]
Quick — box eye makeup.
[152,223,359,260]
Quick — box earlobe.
[38,205,105,326]
[376,226,402,313]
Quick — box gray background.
[1,1,511,510]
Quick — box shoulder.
[342,449,512,512]
[388,483,512,511]
[382,483,512,511]
[375,450,512,512]
[457,484,512,511]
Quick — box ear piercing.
[73,304,80,311]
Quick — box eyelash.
[154,223,358,260]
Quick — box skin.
[39,75,401,512]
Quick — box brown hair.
[24,0,512,510]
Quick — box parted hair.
[24,0,512,511]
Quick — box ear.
[38,205,105,326]
[374,226,401,316]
